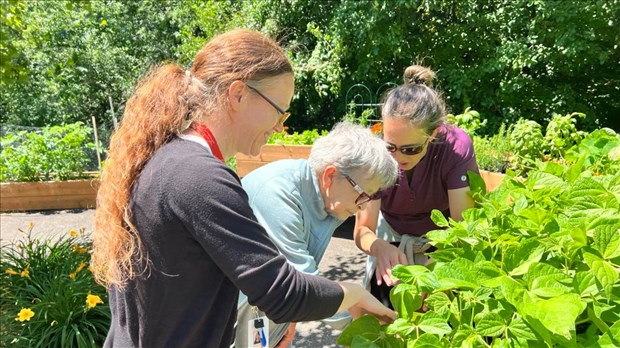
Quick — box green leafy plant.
[473,124,511,173]
[448,107,487,137]
[0,224,110,347]
[545,112,587,159]
[0,122,95,182]
[339,134,620,347]
[267,128,328,145]
[508,118,545,174]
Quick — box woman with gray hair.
[237,121,398,347]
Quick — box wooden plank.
[0,193,97,211]
[1,180,100,198]
[479,170,505,192]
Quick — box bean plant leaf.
[504,239,545,276]
[431,209,449,228]
[337,315,381,345]
[475,312,505,337]
[573,271,598,297]
[424,292,451,316]
[526,262,572,297]
[592,222,620,259]
[583,252,619,299]
[391,264,429,284]
[350,335,380,348]
[523,293,586,339]
[390,284,421,318]
[507,315,537,341]
[409,333,444,347]
[418,312,452,336]
[434,259,478,290]
[594,319,620,348]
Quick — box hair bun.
[403,65,435,87]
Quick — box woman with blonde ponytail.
[92,29,395,347]
[354,64,480,308]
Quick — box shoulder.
[435,125,474,158]
[242,159,308,191]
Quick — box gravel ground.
[1,210,365,347]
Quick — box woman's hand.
[275,323,296,348]
[337,283,397,324]
[371,239,408,287]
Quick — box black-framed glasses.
[246,85,291,125]
[344,175,373,206]
[385,137,430,156]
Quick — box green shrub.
[339,134,620,347]
[0,122,95,182]
[473,124,511,173]
[0,225,110,347]
[267,128,328,145]
[545,112,587,158]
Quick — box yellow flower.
[20,269,30,278]
[86,294,103,309]
[69,273,76,280]
[76,262,86,273]
[15,308,35,322]
[69,230,78,237]
[28,222,34,230]
[5,269,18,275]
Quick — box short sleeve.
[444,127,480,190]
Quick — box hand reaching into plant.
[370,239,408,287]
[337,282,397,324]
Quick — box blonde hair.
[92,29,292,288]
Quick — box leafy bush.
[545,112,587,158]
[339,133,620,347]
[0,122,95,182]
[267,128,328,145]
[473,124,511,173]
[0,225,110,347]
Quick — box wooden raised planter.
[237,144,506,191]
[0,177,100,212]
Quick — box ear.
[321,165,337,189]
[228,80,246,112]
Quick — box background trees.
[1,0,618,135]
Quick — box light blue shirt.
[242,159,344,275]
[235,160,351,345]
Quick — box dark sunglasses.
[246,85,291,126]
[344,175,373,206]
[385,137,430,156]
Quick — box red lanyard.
[190,123,224,162]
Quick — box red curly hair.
[92,29,292,288]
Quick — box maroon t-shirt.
[379,125,479,236]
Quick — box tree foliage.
[1,0,618,135]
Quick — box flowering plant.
[0,224,109,347]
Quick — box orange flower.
[5,269,18,275]
[69,273,76,280]
[20,268,30,278]
[69,230,78,237]
[371,123,383,134]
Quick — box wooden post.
[91,116,102,171]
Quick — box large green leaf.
[583,252,620,299]
[434,259,479,290]
[338,315,382,346]
[424,292,451,316]
[475,311,506,337]
[507,315,538,341]
[504,239,545,276]
[526,262,572,298]
[523,293,587,339]
[592,222,620,259]
[418,312,452,336]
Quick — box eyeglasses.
[385,137,430,156]
[344,175,373,206]
[246,85,291,125]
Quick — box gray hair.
[309,122,398,190]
